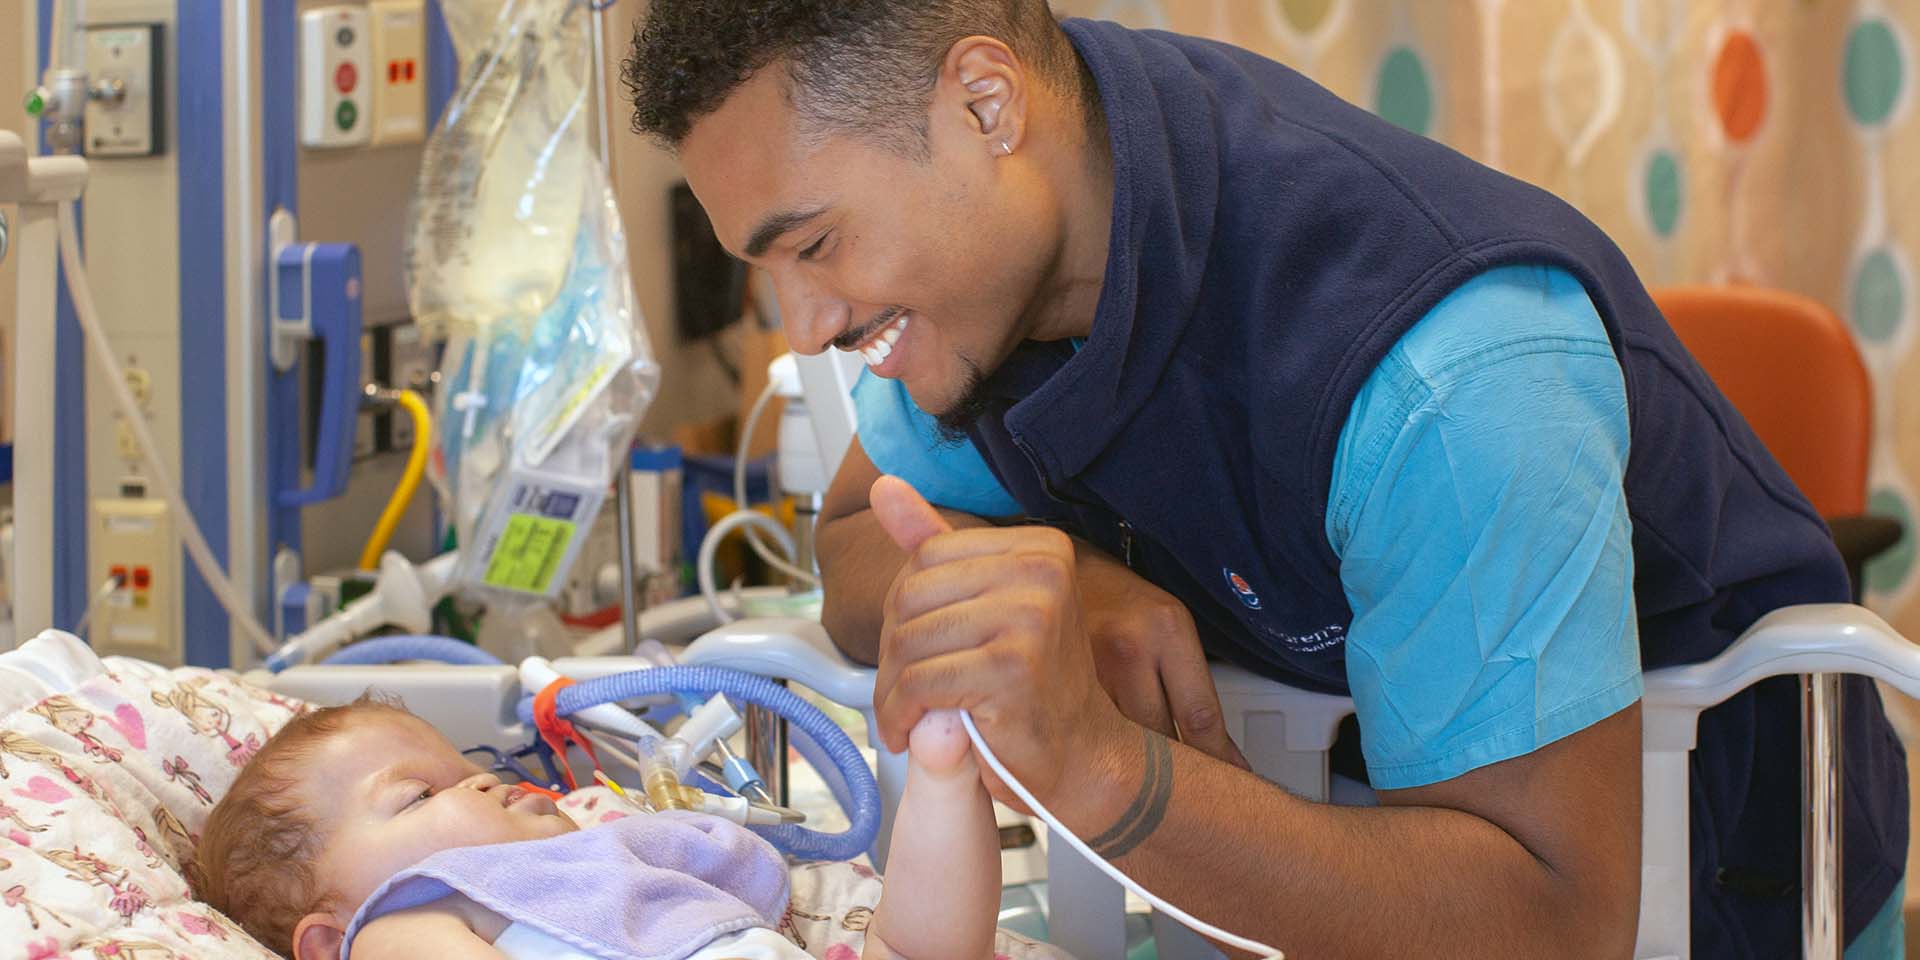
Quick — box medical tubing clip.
[532,678,601,791]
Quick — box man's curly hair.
[625,0,1085,152]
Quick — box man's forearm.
[816,507,989,664]
[1059,726,1639,960]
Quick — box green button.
[335,99,358,131]
[23,89,44,117]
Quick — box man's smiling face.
[679,65,1061,429]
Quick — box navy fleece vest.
[963,19,1907,956]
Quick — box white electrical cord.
[57,202,280,655]
[734,379,820,587]
[956,710,1286,958]
[696,509,800,625]
[49,0,73,71]
[72,573,119,639]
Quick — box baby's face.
[302,712,576,912]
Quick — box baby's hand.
[908,710,973,776]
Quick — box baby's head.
[187,694,575,959]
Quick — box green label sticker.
[483,513,575,593]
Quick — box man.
[625,2,1910,956]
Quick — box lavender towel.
[342,811,790,960]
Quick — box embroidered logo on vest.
[1222,568,1262,610]
[1265,623,1348,653]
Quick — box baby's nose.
[457,771,501,791]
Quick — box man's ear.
[292,912,347,960]
[944,36,1029,157]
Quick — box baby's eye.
[408,787,433,807]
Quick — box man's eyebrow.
[744,205,831,259]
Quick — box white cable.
[49,0,73,71]
[697,509,799,625]
[57,202,279,655]
[956,709,1286,959]
[72,573,119,639]
[735,380,820,587]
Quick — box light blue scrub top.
[854,264,1642,789]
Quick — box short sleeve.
[850,371,1023,518]
[1325,265,1644,790]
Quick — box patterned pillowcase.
[1,639,304,959]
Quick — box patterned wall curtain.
[1057,0,1920,638]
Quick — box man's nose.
[769,269,849,356]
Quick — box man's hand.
[868,475,1134,808]
[1076,548,1249,769]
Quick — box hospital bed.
[272,603,1920,960]
[0,627,1063,960]
[2,599,1914,959]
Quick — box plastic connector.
[721,755,769,800]
[676,695,744,767]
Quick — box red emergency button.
[335,61,358,94]
[132,567,151,589]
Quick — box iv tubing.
[359,390,433,570]
[734,380,819,586]
[57,202,279,655]
[697,510,800,625]
[956,710,1285,958]
[48,0,77,72]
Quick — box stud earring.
[997,141,1014,157]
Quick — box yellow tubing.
[359,389,434,571]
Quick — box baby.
[187,693,1003,960]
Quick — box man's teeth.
[860,315,910,367]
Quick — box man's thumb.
[870,475,953,553]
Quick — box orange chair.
[1652,285,1903,599]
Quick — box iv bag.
[407,0,590,342]
[415,0,661,599]
[433,159,661,599]
[440,0,511,58]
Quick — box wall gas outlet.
[368,1,428,146]
[83,23,164,157]
[91,497,179,664]
[300,7,373,148]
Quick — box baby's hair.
[185,691,411,956]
